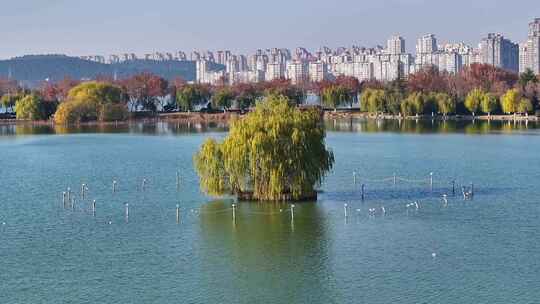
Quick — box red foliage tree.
[120,73,169,112]
[407,66,449,94]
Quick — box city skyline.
[0,0,539,60]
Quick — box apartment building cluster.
[520,18,540,74]
[80,18,540,84]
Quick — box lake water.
[1,119,540,303]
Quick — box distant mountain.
[0,55,224,87]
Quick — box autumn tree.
[407,66,449,94]
[263,79,305,106]
[15,94,51,120]
[54,81,128,124]
[434,93,456,116]
[322,85,348,111]
[122,73,168,112]
[480,93,498,116]
[464,88,484,115]
[360,88,386,113]
[194,94,334,201]
[500,88,521,114]
[517,98,533,114]
[233,83,262,110]
[176,84,211,111]
[212,87,235,111]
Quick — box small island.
[194,94,335,201]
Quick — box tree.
[263,79,305,106]
[407,66,449,93]
[464,88,484,115]
[360,88,385,113]
[54,81,128,124]
[122,73,168,112]
[517,98,533,114]
[335,75,360,106]
[383,79,406,115]
[480,93,498,116]
[212,87,235,110]
[67,81,123,104]
[1,93,22,113]
[434,93,456,116]
[518,69,538,88]
[194,95,334,201]
[15,94,48,120]
[408,92,427,115]
[457,64,517,97]
[322,85,348,111]
[233,83,261,110]
[500,88,521,114]
[176,84,210,111]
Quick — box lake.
[1,119,540,303]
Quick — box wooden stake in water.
[142,179,147,192]
[291,204,295,222]
[452,180,455,196]
[361,184,365,201]
[176,204,180,223]
[62,192,66,208]
[71,197,75,211]
[112,180,117,193]
[353,171,357,185]
[81,183,86,199]
[430,172,433,191]
[344,203,348,218]
[232,204,236,222]
[393,173,397,185]
[125,203,129,222]
[67,187,71,204]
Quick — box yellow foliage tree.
[194,95,334,201]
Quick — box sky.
[0,0,538,59]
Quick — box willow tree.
[465,88,484,116]
[194,95,334,201]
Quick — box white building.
[520,18,540,74]
[387,36,405,55]
[479,33,519,73]
[308,61,328,82]
[286,60,308,84]
[266,62,285,81]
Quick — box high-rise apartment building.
[308,61,328,82]
[286,60,308,85]
[416,34,437,55]
[387,36,405,55]
[520,18,540,74]
[479,33,519,73]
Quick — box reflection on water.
[1,118,539,136]
[325,118,540,135]
[198,200,335,303]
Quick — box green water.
[1,120,540,303]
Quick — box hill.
[0,55,224,87]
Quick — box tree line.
[352,65,540,116]
[0,63,539,123]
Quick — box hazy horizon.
[1,0,538,60]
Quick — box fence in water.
[0,171,477,229]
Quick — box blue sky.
[0,0,537,59]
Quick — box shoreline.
[0,110,538,126]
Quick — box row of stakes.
[353,171,474,200]
[60,193,474,227]
[60,173,183,223]
[56,171,474,225]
